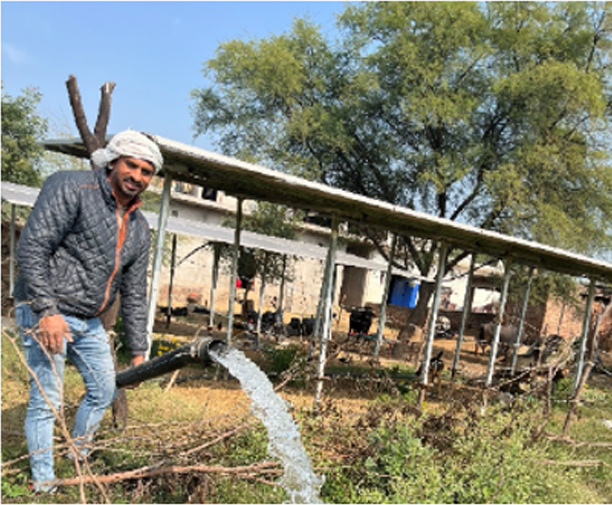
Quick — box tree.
[221,202,303,319]
[1,86,48,186]
[192,2,612,328]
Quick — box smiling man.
[13,130,163,493]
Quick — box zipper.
[94,197,143,316]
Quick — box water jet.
[115,337,322,503]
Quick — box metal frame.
[485,260,513,387]
[374,234,397,358]
[451,254,476,380]
[418,242,449,404]
[314,216,339,407]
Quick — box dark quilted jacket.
[14,168,151,355]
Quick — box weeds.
[3,325,612,503]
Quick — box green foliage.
[192,1,612,288]
[321,401,604,503]
[1,86,48,187]
[1,478,29,499]
[261,343,304,376]
[217,201,303,303]
[3,322,612,504]
[551,375,574,401]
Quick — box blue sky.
[1,1,344,151]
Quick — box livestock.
[349,306,374,335]
[417,350,445,397]
[476,322,522,361]
[435,316,457,339]
[526,334,566,364]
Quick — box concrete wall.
[155,232,330,318]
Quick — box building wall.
[539,298,585,338]
[155,232,330,318]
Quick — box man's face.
[108,156,154,204]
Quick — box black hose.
[116,337,227,389]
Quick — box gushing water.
[210,346,323,504]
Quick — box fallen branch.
[60,461,282,486]
[182,420,252,457]
[540,459,608,468]
[546,435,612,449]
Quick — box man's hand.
[124,355,146,389]
[38,314,72,354]
[131,355,145,367]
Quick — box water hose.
[116,337,227,388]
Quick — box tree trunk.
[562,303,610,438]
[99,296,128,430]
[407,281,435,329]
[65,75,128,428]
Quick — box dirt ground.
[4,309,612,442]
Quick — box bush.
[321,399,602,504]
[261,344,305,376]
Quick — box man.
[13,130,163,493]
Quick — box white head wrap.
[91,130,163,173]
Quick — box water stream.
[210,345,323,504]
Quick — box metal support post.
[574,278,595,391]
[314,216,339,407]
[510,267,534,374]
[226,198,243,345]
[310,243,333,358]
[485,259,512,387]
[146,174,173,356]
[9,204,16,296]
[418,242,449,404]
[451,253,475,380]
[374,233,397,358]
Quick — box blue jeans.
[15,303,117,492]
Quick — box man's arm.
[16,173,80,315]
[119,224,151,362]
[16,173,79,353]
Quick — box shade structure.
[1,181,419,277]
[41,134,612,284]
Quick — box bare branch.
[60,461,282,487]
[65,75,99,156]
[93,81,116,145]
